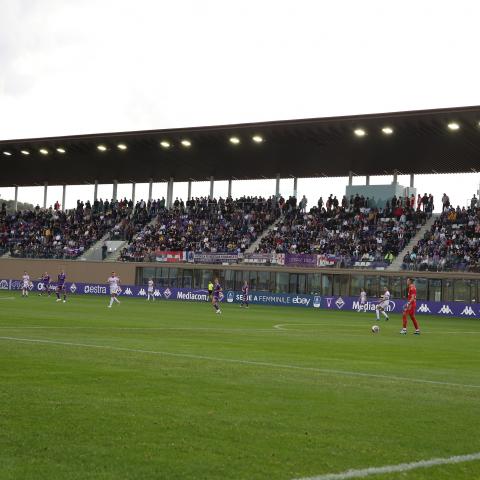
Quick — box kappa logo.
[163,288,172,299]
[153,289,161,297]
[417,303,431,313]
[70,283,77,293]
[313,296,321,308]
[37,282,44,291]
[438,305,453,315]
[124,287,133,296]
[139,288,146,296]
[460,305,476,316]
[335,297,345,309]
[226,291,234,303]
[325,297,334,308]
[0,280,8,290]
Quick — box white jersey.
[360,291,367,303]
[22,274,30,288]
[148,280,154,293]
[108,276,120,295]
[379,290,390,308]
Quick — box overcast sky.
[1,0,480,208]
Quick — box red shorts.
[405,303,416,315]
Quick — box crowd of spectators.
[402,196,480,272]
[120,196,280,262]
[255,193,428,266]
[0,198,142,259]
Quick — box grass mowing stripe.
[293,451,480,480]
[1,335,480,390]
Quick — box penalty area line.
[293,451,480,480]
[0,336,479,390]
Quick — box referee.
[207,280,214,302]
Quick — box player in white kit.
[147,279,155,301]
[375,287,390,321]
[107,272,121,308]
[358,288,367,312]
[21,271,31,297]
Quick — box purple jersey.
[57,273,66,285]
[213,283,222,299]
[242,284,249,296]
[42,274,50,284]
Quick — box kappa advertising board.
[2,278,480,317]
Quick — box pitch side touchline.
[1,336,479,390]
[292,451,480,480]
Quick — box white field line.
[274,323,480,335]
[1,336,479,390]
[293,451,480,480]
[0,326,275,333]
[0,297,15,300]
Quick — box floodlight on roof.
[97,145,107,151]
[229,136,240,145]
[56,147,66,153]
[39,148,49,155]
[252,135,263,143]
[3,151,12,156]
[20,150,30,155]
[382,127,393,135]
[181,139,191,147]
[160,140,171,148]
[448,122,460,130]
[354,128,366,137]
[117,143,127,150]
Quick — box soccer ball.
[371,325,380,334]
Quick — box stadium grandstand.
[1,105,480,303]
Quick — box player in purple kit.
[240,280,249,308]
[212,278,222,314]
[56,270,67,303]
[39,272,51,296]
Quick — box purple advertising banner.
[285,253,318,267]
[2,278,480,317]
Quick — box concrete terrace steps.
[245,215,284,254]
[105,212,160,262]
[387,213,439,271]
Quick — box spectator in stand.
[471,195,478,209]
[442,193,450,212]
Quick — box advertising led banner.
[2,278,480,317]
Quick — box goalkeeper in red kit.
[401,278,420,335]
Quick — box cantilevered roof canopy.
[1,105,480,186]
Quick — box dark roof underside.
[1,106,480,186]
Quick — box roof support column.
[14,186,18,212]
[43,182,48,209]
[275,174,280,197]
[148,179,153,201]
[293,177,298,198]
[366,175,370,186]
[348,171,353,186]
[227,179,232,198]
[187,180,192,201]
[62,184,66,211]
[94,180,98,202]
[410,173,414,188]
[112,180,118,201]
[131,182,136,205]
[167,177,174,209]
[393,170,398,185]
[209,176,214,200]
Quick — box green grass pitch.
[1,292,480,480]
